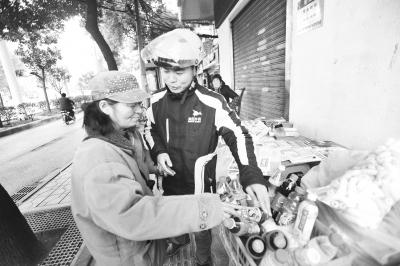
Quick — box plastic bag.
[302,139,400,265]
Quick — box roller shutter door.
[232,0,286,119]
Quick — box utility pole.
[134,0,149,96]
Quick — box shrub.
[0,107,16,125]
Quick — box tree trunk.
[85,0,118,71]
[0,184,45,265]
[134,0,149,96]
[41,68,51,112]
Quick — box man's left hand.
[246,184,272,216]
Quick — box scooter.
[61,110,75,125]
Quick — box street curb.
[0,115,61,138]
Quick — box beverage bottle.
[245,235,267,260]
[216,177,232,202]
[293,186,307,202]
[226,217,262,236]
[293,192,318,243]
[262,230,288,250]
[275,191,301,226]
[230,178,248,206]
[259,249,292,266]
[276,173,299,197]
[240,206,268,223]
[270,192,287,220]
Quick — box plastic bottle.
[293,192,319,242]
[245,235,267,260]
[260,249,292,266]
[263,230,288,250]
[216,177,232,202]
[230,178,248,206]
[275,191,301,226]
[270,192,287,220]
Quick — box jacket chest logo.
[188,109,202,123]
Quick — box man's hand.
[157,153,176,176]
[246,184,272,216]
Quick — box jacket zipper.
[166,118,170,146]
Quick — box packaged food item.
[245,235,267,260]
[263,230,288,250]
[260,249,292,266]
[293,192,319,243]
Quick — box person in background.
[59,93,75,118]
[142,29,271,266]
[71,71,239,266]
[211,74,239,104]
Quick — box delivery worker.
[142,29,271,266]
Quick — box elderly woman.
[71,71,237,266]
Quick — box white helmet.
[141,28,204,68]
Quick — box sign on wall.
[296,0,324,34]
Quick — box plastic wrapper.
[303,139,400,265]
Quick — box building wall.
[289,0,400,150]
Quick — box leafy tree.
[49,67,71,95]
[15,30,62,112]
[1,0,82,41]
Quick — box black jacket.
[216,84,238,103]
[145,83,266,195]
[59,97,74,111]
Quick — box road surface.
[0,113,85,195]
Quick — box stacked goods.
[220,170,352,265]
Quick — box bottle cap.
[223,218,236,229]
[251,238,265,253]
[305,248,321,264]
[273,232,287,249]
[275,249,290,263]
[329,233,345,247]
[307,192,318,201]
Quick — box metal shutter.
[232,0,286,120]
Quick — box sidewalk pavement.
[0,114,61,138]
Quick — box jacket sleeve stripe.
[195,90,249,165]
[144,107,155,149]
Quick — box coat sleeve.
[144,103,168,158]
[224,85,239,101]
[215,99,267,189]
[83,162,223,241]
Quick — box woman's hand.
[157,153,176,176]
[221,202,243,219]
[246,184,272,216]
